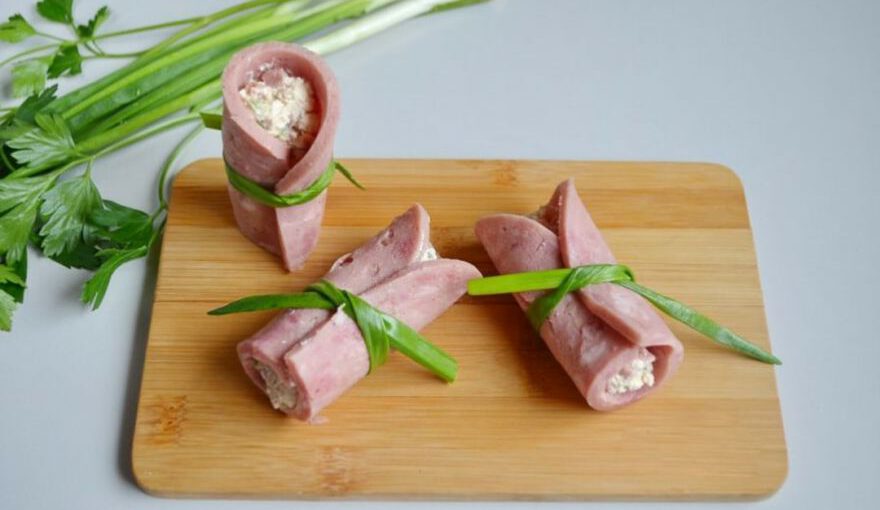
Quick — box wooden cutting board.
[132,159,786,500]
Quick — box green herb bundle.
[0,0,488,331]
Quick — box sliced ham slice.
[222,42,341,270]
[237,205,432,400]
[283,259,481,420]
[475,181,684,411]
[542,179,681,349]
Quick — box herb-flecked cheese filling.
[239,65,318,146]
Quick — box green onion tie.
[209,279,458,381]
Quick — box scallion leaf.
[199,111,222,130]
[225,157,362,208]
[467,265,781,365]
[207,292,335,315]
[209,279,459,382]
[526,265,634,330]
[617,280,781,365]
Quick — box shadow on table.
[116,239,161,487]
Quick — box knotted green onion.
[224,158,363,208]
[468,265,781,365]
[209,279,458,381]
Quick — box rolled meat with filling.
[283,259,480,420]
[475,179,684,410]
[237,205,480,420]
[222,42,340,270]
[237,204,433,406]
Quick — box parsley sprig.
[0,0,490,331]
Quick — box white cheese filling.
[420,245,438,261]
[239,66,318,146]
[254,360,297,412]
[606,357,655,395]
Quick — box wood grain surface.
[132,159,786,500]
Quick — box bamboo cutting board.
[132,159,786,500]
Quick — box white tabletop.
[2,0,878,508]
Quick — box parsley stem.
[157,125,204,210]
[0,44,57,70]
[82,52,145,60]
[34,31,68,43]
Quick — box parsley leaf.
[6,113,78,169]
[0,14,36,43]
[32,226,101,269]
[0,257,25,331]
[0,262,26,288]
[38,171,101,257]
[11,58,50,98]
[0,119,35,143]
[89,200,152,247]
[36,0,73,25]
[14,85,58,125]
[0,202,39,263]
[0,173,55,215]
[47,45,82,79]
[0,288,16,331]
[76,6,109,39]
[80,200,157,310]
[82,243,149,309]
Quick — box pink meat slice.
[222,42,341,271]
[283,259,481,421]
[237,205,432,393]
[543,179,684,354]
[475,212,682,411]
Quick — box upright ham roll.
[475,180,684,410]
[237,205,479,420]
[222,42,341,271]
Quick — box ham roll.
[475,179,684,410]
[222,42,340,271]
[238,205,480,420]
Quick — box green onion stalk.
[0,0,490,331]
[468,265,782,365]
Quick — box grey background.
[1,0,878,508]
